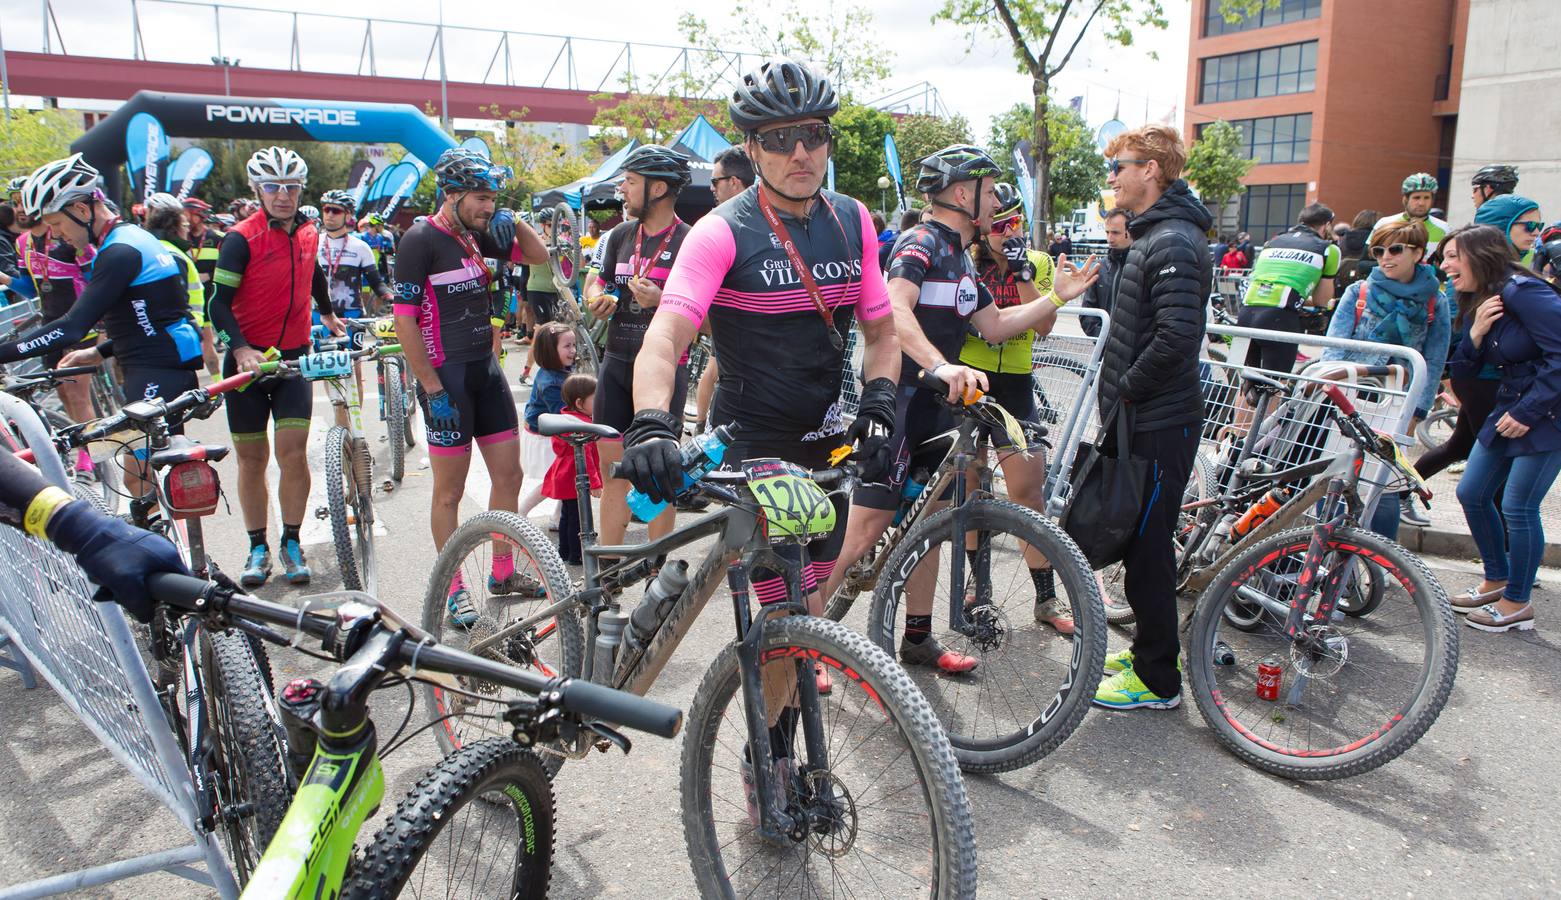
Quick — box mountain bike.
[842,371,1105,773]
[421,418,978,897]
[21,372,297,879]
[1416,389,1459,452]
[1178,378,1457,779]
[1,364,126,514]
[363,316,418,483]
[285,326,401,594]
[543,201,603,376]
[143,572,681,898]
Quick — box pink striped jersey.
[597,217,691,359]
[391,217,520,368]
[659,186,891,443]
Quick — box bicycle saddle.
[1240,371,1287,395]
[536,413,620,443]
[149,434,230,469]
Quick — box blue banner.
[827,158,835,193]
[345,159,376,207]
[1012,146,1035,222]
[167,147,214,200]
[459,136,492,161]
[124,112,170,203]
[883,134,907,210]
[378,162,424,219]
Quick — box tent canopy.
[533,116,733,220]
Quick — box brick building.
[1184,0,1468,242]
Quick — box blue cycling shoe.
[240,546,272,588]
[280,539,311,585]
[447,585,479,627]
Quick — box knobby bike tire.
[324,425,366,591]
[400,361,418,449]
[1103,452,1216,628]
[822,549,877,622]
[680,615,977,899]
[1415,407,1457,452]
[382,357,408,482]
[205,629,290,883]
[1187,525,1457,780]
[419,511,583,777]
[344,739,554,900]
[571,322,600,378]
[866,499,1105,773]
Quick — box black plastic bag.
[1061,403,1150,570]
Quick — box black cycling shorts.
[853,385,954,511]
[723,438,848,604]
[973,370,1038,450]
[420,355,518,454]
[223,347,313,442]
[596,353,688,437]
[526,289,556,324]
[1237,305,1301,374]
[120,366,201,436]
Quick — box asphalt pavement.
[1,351,1558,898]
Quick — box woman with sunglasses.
[1320,217,1450,538]
[1474,193,1544,268]
[1442,222,1561,632]
[955,184,1072,632]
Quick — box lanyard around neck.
[755,186,847,350]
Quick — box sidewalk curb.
[1396,525,1561,568]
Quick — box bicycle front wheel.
[203,629,290,883]
[681,615,976,898]
[324,425,375,592]
[867,499,1106,773]
[1415,406,1456,452]
[382,356,409,482]
[419,511,583,775]
[1187,525,1458,780]
[345,739,554,899]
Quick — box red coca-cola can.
[1256,658,1283,701]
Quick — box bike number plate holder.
[742,458,836,544]
[298,350,352,381]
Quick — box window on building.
[1199,41,1318,103]
[1240,184,1308,243]
[1198,114,1312,164]
[1204,0,1321,36]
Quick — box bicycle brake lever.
[584,720,633,755]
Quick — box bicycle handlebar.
[143,573,683,740]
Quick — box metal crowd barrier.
[1042,321,1427,525]
[0,395,239,899]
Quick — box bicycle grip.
[558,678,683,739]
[1321,383,1357,416]
[48,365,100,378]
[147,571,215,613]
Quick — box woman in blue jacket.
[1441,224,1561,633]
[1321,217,1450,540]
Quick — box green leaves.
[894,114,975,190]
[1184,120,1256,230]
[0,106,82,184]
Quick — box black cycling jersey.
[12,231,83,319]
[392,217,516,368]
[0,223,202,371]
[886,220,993,384]
[597,217,691,359]
[659,186,892,445]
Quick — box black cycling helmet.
[729,58,839,133]
[619,144,692,193]
[434,147,511,193]
[319,189,356,213]
[992,183,1025,220]
[915,145,1002,195]
[1471,164,1519,194]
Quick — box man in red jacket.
[209,146,344,588]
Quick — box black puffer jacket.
[1096,180,1213,431]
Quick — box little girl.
[544,374,602,565]
[520,322,576,520]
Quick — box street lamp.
[211,56,239,96]
[877,175,892,214]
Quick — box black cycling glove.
[489,209,517,253]
[48,501,190,623]
[1001,237,1037,283]
[846,377,898,484]
[619,409,684,503]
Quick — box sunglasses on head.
[752,123,834,154]
[258,182,303,196]
[1515,220,1544,234]
[1370,243,1421,258]
[1108,158,1150,176]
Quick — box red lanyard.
[630,218,681,281]
[429,211,488,274]
[755,185,848,350]
[322,232,351,283]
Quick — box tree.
[590,78,727,146]
[894,113,974,193]
[1184,120,1255,234]
[987,101,1105,219]
[0,106,82,183]
[830,103,897,208]
[678,3,892,102]
[474,105,599,209]
[190,139,359,207]
[935,0,1167,242]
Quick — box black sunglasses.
[322,206,348,215]
[752,123,834,154]
[1108,158,1150,175]
[1370,243,1420,258]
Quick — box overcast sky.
[5,0,1190,141]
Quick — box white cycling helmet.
[246,146,308,185]
[21,153,102,217]
[146,191,184,215]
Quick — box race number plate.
[372,318,398,340]
[741,458,836,543]
[297,350,352,381]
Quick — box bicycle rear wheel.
[866,499,1105,773]
[324,425,375,592]
[681,615,976,898]
[345,739,554,899]
[1187,525,1457,780]
[419,511,583,776]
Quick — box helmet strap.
[931,180,985,249]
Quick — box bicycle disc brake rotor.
[964,603,1011,653]
[801,769,858,857]
[1289,624,1348,679]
